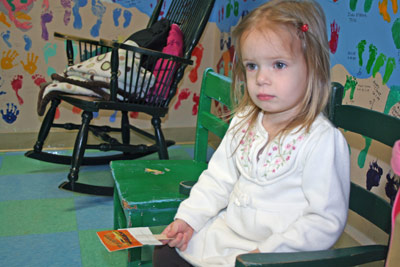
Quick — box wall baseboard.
[0,127,197,152]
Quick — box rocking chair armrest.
[235,245,388,267]
[54,32,105,47]
[99,38,194,66]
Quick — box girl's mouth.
[257,94,274,101]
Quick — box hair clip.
[300,24,309,32]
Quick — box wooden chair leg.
[121,111,130,151]
[33,98,60,152]
[152,117,168,159]
[68,111,93,188]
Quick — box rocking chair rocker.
[25,0,216,196]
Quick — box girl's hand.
[162,219,194,251]
[250,248,260,253]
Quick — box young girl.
[154,0,350,266]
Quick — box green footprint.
[382,57,396,85]
[350,0,358,11]
[358,136,372,169]
[366,44,377,74]
[357,40,367,66]
[383,85,400,114]
[364,0,374,12]
[392,18,400,49]
[372,53,386,78]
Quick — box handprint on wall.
[343,75,358,100]
[329,20,340,54]
[20,52,38,75]
[0,103,19,124]
[366,160,383,190]
[385,171,400,205]
[1,50,19,70]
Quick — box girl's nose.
[256,69,271,85]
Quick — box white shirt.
[175,112,350,267]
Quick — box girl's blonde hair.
[231,0,330,138]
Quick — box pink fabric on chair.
[386,140,400,267]
[390,140,400,227]
[150,24,184,101]
[391,140,400,176]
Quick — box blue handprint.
[1,103,19,124]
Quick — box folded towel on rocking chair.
[36,19,183,116]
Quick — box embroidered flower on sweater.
[262,135,304,176]
[239,128,259,167]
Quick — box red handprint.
[329,20,340,54]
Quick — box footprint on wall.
[43,43,57,64]
[61,0,72,26]
[72,0,88,30]
[40,10,53,41]
[358,136,372,169]
[113,8,132,28]
[23,34,32,51]
[109,110,117,122]
[356,40,396,84]
[1,30,11,48]
[350,0,374,12]
[366,44,377,74]
[32,74,46,87]
[11,75,24,105]
[113,8,122,27]
[382,57,396,85]
[90,0,106,37]
[174,88,191,110]
[123,10,132,28]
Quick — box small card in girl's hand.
[97,227,170,252]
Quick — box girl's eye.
[245,63,257,71]
[274,62,287,69]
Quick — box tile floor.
[0,144,207,267]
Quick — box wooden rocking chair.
[25,0,216,196]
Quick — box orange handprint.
[20,52,38,74]
[1,50,19,69]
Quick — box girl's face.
[241,27,308,126]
